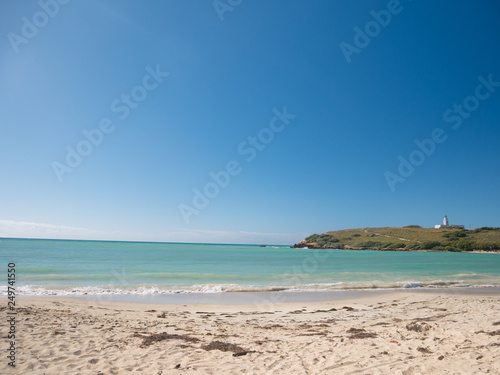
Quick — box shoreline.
[3,291,499,374]
[295,246,500,253]
[12,286,500,305]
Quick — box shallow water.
[2,238,500,297]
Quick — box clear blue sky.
[1,0,499,244]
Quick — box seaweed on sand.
[133,332,200,348]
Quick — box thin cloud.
[0,220,303,245]
[0,220,112,240]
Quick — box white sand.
[1,292,499,374]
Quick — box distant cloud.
[0,220,113,240]
[0,220,303,245]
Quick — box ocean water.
[1,238,500,297]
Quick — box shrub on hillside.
[358,241,385,248]
[305,234,319,242]
[443,231,467,240]
[453,239,473,251]
[420,241,443,250]
[470,242,499,251]
[387,243,407,249]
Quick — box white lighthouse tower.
[435,215,465,229]
[435,215,451,228]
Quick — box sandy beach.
[2,292,499,374]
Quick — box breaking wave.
[2,279,500,296]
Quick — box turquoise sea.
[1,238,500,297]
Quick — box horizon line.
[0,236,292,247]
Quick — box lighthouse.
[435,215,464,229]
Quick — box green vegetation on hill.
[297,227,500,252]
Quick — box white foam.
[2,278,500,297]
[402,282,423,288]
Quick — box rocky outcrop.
[292,240,405,251]
[293,240,341,249]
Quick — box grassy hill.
[294,226,500,252]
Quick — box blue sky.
[1,0,499,245]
